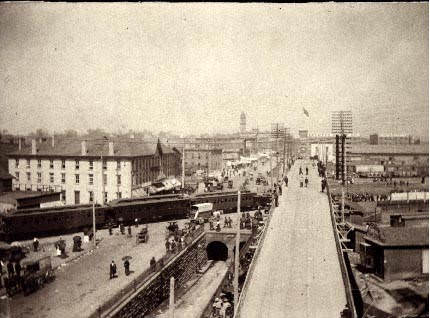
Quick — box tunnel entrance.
[206,241,229,261]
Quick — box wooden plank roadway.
[237,160,347,318]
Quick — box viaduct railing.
[234,202,276,317]
[326,181,359,318]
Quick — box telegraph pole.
[182,138,185,190]
[332,111,352,225]
[270,148,273,192]
[234,190,241,313]
[282,129,287,177]
[101,154,105,204]
[92,200,96,248]
[169,277,175,318]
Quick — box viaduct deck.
[237,160,347,318]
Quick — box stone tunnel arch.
[206,241,229,261]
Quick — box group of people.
[109,255,159,279]
[109,259,131,279]
[211,295,233,318]
[345,192,390,202]
[165,235,186,253]
[1,260,22,295]
[298,166,310,188]
[223,216,233,228]
[239,212,254,230]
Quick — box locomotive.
[0,191,272,241]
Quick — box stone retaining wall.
[110,234,207,318]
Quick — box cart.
[136,225,149,243]
[21,255,55,296]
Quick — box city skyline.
[1,2,428,138]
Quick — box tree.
[64,129,79,138]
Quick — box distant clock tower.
[240,112,246,134]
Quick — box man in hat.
[284,175,288,187]
[33,237,39,252]
[109,260,117,279]
[321,178,327,193]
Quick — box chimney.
[81,140,86,156]
[109,142,114,156]
[31,139,37,155]
[52,135,55,148]
[18,137,21,151]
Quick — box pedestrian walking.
[124,259,130,276]
[150,257,156,272]
[109,260,117,279]
[321,178,326,192]
[165,240,170,253]
[33,237,39,252]
[284,176,288,187]
[299,167,303,175]
[305,177,309,187]
[278,184,282,195]
[273,190,279,207]
[306,167,308,175]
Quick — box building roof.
[8,139,177,159]
[0,191,47,205]
[0,166,14,180]
[365,225,429,247]
[350,144,428,155]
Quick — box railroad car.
[191,191,256,213]
[0,191,267,241]
[1,205,107,241]
[107,197,190,225]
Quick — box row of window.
[15,172,121,185]
[13,159,121,170]
[73,190,121,204]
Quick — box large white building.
[310,143,335,163]
[8,138,181,205]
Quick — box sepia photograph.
[0,2,428,318]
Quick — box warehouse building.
[8,138,181,205]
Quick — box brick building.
[184,148,222,175]
[8,138,180,205]
[369,134,417,145]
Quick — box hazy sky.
[0,2,428,137]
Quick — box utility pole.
[270,148,273,192]
[169,276,175,318]
[282,130,287,177]
[234,190,241,314]
[182,138,185,190]
[101,154,105,205]
[92,200,96,248]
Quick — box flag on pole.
[303,107,309,117]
